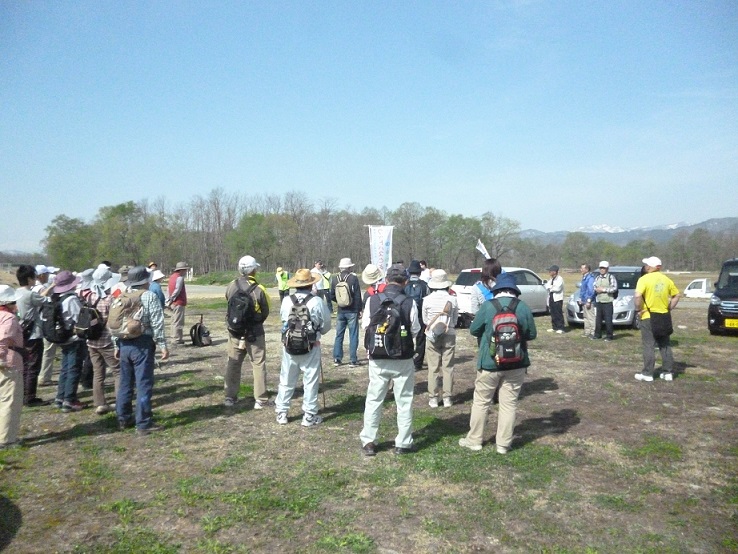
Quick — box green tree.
[43,215,97,270]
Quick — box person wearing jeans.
[49,270,84,413]
[113,266,169,435]
[330,258,363,367]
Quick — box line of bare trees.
[3,189,734,276]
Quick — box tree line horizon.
[4,189,736,276]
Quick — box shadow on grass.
[515,408,581,448]
[322,394,366,422]
[0,495,21,550]
[520,377,559,399]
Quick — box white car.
[684,278,713,299]
[451,267,549,327]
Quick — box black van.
[708,258,738,334]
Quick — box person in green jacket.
[459,273,537,454]
[275,267,290,302]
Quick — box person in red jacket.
[167,262,190,344]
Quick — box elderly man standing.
[593,261,617,342]
[224,256,272,409]
[113,266,169,435]
[167,262,190,344]
[634,256,680,382]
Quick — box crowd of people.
[0,255,680,456]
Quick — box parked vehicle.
[452,267,549,327]
[708,259,738,335]
[566,266,641,329]
[684,278,713,299]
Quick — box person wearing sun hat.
[113,265,169,436]
[223,255,273,409]
[459,272,537,455]
[330,257,363,368]
[0,285,25,448]
[166,262,190,344]
[275,266,290,302]
[50,270,88,413]
[361,263,386,304]
[33,265,58,386]
[148,269,166,308]
[593,261,617,341]
[274,268,331,427]
[422,269,459,408]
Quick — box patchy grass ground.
[1,280,737,553]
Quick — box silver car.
[566,265,641,329]
[451,267,549,327]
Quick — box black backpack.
[226,279,260,340]
[41,293,75,344]
[190,314,212,347]
[403,280,429,324]
[364,292,414,359]
[282,294,317,355]
[490,298,524,367]
[75,296,105,340]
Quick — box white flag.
[476,239,491,260]
[368,226,394,273]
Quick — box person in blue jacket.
[578,264,597,338]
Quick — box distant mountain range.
[520,217,738,246]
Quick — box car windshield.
[717,262,738,290]
[611,270,640,290]
[455,271,481,287]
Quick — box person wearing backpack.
[48,270,86,413]
[330,258,363,368]
[85,265,121,415]
[223,255,272,409]
[403,260,430,371]
[459,273,537,454]
[361,264,385,304]
[359,263,421,456]
[274,269,331,427]
[593,261,618,341]
[112,266,169,435]
[422,269,459,408]
[0,286,25,448]
[15,265,51,407]
[33,265,57,387]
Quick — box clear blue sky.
[2,1,737,252]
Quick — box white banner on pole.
[368,225,394,273]
[476,238,491,260]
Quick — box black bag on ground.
[41,293,75,344]
[226,280,260,341]
[649,311,673,339]
[190,314,212,347]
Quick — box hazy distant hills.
[520,217,738,246]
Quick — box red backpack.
[490,298,524,367]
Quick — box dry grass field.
[1,270,737,553]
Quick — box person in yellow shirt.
[634,256,680,382]
[275,267,290,302]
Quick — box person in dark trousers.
[593,261,617,341]
[403,260,430,370]
[544,265,566,333]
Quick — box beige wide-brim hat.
[287,268,321,288]
[151,269,165,281]
[428,269,453,289]
[361,264,384,285]
[175,261,190,271]
[338,257,355,269]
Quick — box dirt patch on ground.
[1,291,736,553]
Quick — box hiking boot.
[443,397,453,408]
[119,420,135,431]
[660,373,674,381]
[61,401,84,413]
[136,425,162,437]
[333,359,341,367]
[634,373,654,382]
[95,404,112,415]
[276,412,288,425]
[393,446,415,455]
[348,362,359,369]
[458,438,482,451]
[428,397,439,408]
[25,397,48,407]
[361,442,377,457]
[301,414,323,427]
[224,397,236,407]
[254,400,274,410]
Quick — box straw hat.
[286,268,321,288]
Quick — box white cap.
[642,256,662,267]
[238,255,260,275]
[599,261,609,269]
[35,264,50,275]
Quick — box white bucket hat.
[361,264,384,285]
[428,269,453,289]
[338,257,355,269]
[0,285,21,305]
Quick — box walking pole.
[319,357,327,410]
